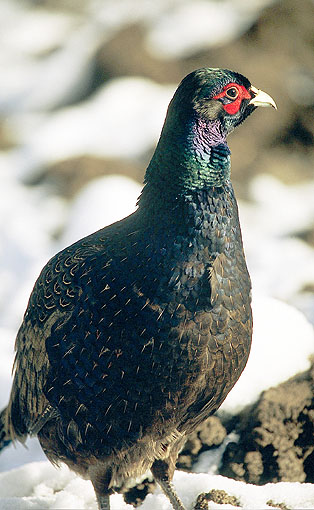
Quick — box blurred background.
[0,0,313,471]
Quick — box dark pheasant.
[0,68,276,510]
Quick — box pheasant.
[0,68,276,510]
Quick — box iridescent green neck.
[140,114,231,206]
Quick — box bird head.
[142,68,276,197]
[169,68,277,136]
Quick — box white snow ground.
[2,461,314,509]
[0,0,313,508]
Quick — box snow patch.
[59,175,142,248]
[222,295,314,413]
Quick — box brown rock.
[31,156,143,198]
[220,365,314,484]
[177,416,227,471]
[123,478,156,507]
[96,24,181,84]
[194,489,240,509]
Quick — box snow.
[146,1,255,59]
[239,176,314,322]
[145,0,277,59]
[0,8,75,58]
[249,174,314,237]
[6,77,174,176]
[1,463,314,509]
[192,432,239,475]
[222,295,314,413]
[59,175,142,248]
[0,18,101,114]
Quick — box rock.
[123,478,156,508]
[96,24,181,84]
[30,156,143,198]
[194,489,240,509]
[267,499,290,510]
[177,416,227,471]
[220,362,314,484]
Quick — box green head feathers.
[141,68,276,196]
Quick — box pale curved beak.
[249,85,277,109]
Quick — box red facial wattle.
[213,83,251,115]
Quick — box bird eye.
[225,87,239,100]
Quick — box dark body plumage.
[1,69,276,510]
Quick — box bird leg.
[157,479,186,510]
[91,471,113,510]
[151,459,186,510]
[95,493,110,510]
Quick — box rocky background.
[0,0,314,508]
